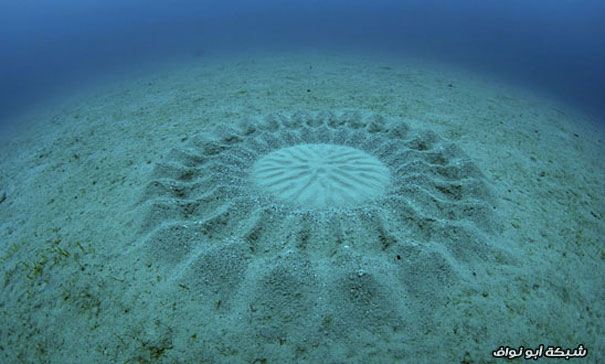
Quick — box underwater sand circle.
[133,111,510,339]
[252,143,390,208]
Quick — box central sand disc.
[252,143,391,208]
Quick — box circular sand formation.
[132,111,511,341]
[252,143,390,208]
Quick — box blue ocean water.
[1,0,604,122]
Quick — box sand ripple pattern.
[131,111,511,345]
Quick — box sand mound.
[130,110,511,338]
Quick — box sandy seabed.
[0,51,603,363]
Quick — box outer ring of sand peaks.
[251,143,391,209]
[138,111,499,255]
[134,111,508,338]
